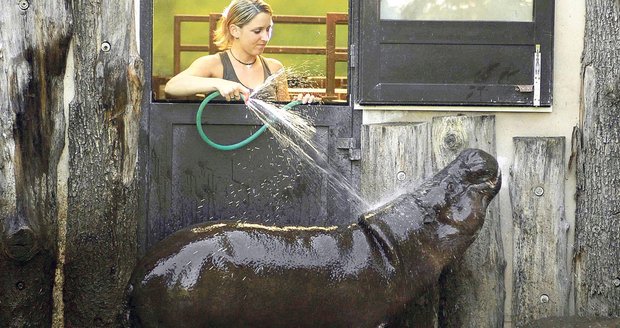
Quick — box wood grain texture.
[432,115,505,328]
[0,2,72,327]
[361,122,432,206]
[62,1,143,327]
[511,137,570,326]
[575,0,620,319]
[361,122,438,326]
[361,116,504,327]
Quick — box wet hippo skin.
[129,148,501,328]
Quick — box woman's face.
[234,12,273,55]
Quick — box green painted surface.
[153,0,349,79]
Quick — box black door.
[139,1,360,253]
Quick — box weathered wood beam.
[360,122,437,326]
[511,137,570,326]
[0,1,72,327]
[575,0,620,318]
[62,0,143,327]
[432,115,505,328]
[361,116,504,327]
[361,122,432,206]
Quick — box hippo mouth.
[458,149,501,195]
[470,169,502,195]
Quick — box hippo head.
[417,148,501,235]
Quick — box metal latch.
[337,138,361,161]
[515,85,534,93]
[515,44,542,107]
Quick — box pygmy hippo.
[129,148,501,328]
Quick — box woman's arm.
[164,55,249,101]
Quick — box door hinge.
[349,149,361,161]
[349,44,356,68]
[337,138,361,161]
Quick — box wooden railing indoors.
[167,13,348,101]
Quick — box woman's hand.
[294,93,320,104]
[216,80,250,102]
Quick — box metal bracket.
[336,138,355,149]
[337,138,361,161]
[349,149,361,161]
[515,85,534,93]
[533,44,541,107]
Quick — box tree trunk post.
[0,2,72,327]
[575,0,620,318]
[62,1,143,327]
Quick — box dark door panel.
[146,103,358,249]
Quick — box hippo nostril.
[4,228,39,262]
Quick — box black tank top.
[218,52,278,101]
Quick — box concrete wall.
[361,1,585,326]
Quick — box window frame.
[354,0,555,107]
[147,2,353,106]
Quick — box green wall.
[153,0,349,78]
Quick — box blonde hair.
[213,0,273,50]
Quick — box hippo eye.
[446,182,455,193]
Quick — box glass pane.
[381,0,533,22]
[153,0,349,103]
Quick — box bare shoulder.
[263,57,285,74]
[182,54,223,78]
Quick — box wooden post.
[431,115,505,328]
[575,0,620,318]
[61,1,144,327]
[510,137,570,326]
[361,123,432,205]
[361,116,503,327]
[0,2,72,327]
[361,122,438,326]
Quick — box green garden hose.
[196,91,302,151]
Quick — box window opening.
[358,0,553,107]
[380,0,534,22]
[152,0,349,104]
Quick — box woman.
[164,0,316,103]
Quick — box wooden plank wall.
[361,122,432,205]
[361,116,571,327]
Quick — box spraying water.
[244,68,371,214]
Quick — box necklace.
[229,50,257,68]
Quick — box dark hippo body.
[129,148,501,328]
